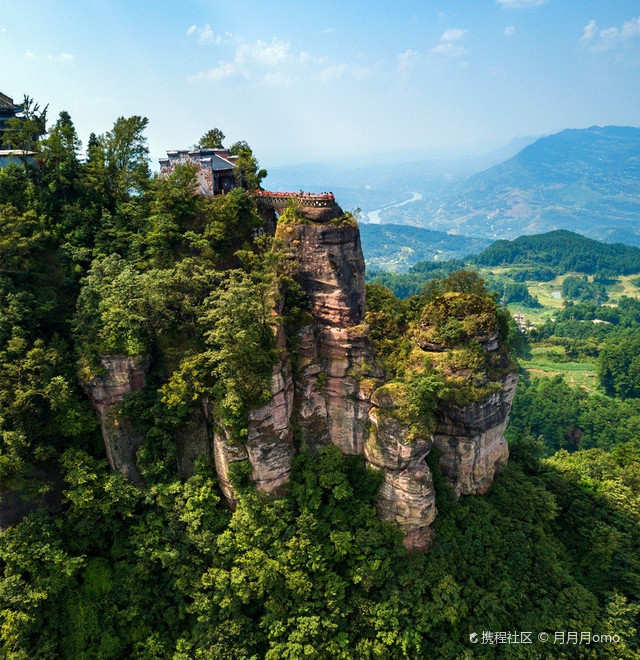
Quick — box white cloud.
[187,60,236,83]
[188,37,292,84]
[441,28,467,42]
[504,25,516,37]
[240,38,290,66]
[429,28,469,59]
[25,50,74,62]
[581,20,597,42]
[187,33,369,87]
[318,63,348,82]
[622,16,640,39]
[350,65,371,79]
[316,62,371,82]
[397,48,419,72]
[430,42,468,58]
[299,51,328,65]
[187,23,225,45]
[497,0,547,7]
[581,16,640,51]
[261,72,290,88]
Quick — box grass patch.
[519,344,598,391]
[614,273,640,297]
[479,269,640,329]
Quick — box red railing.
[254,190,336,207]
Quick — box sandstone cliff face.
[211,221,383,507]
[81,355,151,488]
[80,210,517,551]
[277,220,439,549]
[244,323,296,495]
[273,217,516,548]
[282,222,383,455]
[433,371,518,495]
[209,320,296,506]
[365,387,437,551]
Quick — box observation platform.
[255,191,343,222]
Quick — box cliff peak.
[76,192,516,550]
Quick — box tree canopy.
[0,99,639,659]
[195,128,225,150]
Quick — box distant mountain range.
[381,126,640,247]
[265,137,538,216]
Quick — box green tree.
[196,128,225,150]
[233,146,268,190]
[228,140,250,155]
[102,115,151,203]
[39,110,82,210]
[74,255,176,357]
[163,264,280,440]
[598,334,640,399]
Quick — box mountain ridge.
[380,125,640,246]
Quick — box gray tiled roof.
[205,153,235,171]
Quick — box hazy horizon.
[1,1,640,167]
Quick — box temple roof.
[0,93,19,113]
[202,153,235,172]
[160,149,236,172]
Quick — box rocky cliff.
[79,202,517,550]
[81,355,151,488]
[433,371,518,496]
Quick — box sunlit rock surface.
[79,203,517,551]
[433,371,518,495]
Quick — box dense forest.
[0,102,639,658]
[366,229,640,301]
[473,230,640,275]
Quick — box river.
[367,192,424,224]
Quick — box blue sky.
[1,1,639,166]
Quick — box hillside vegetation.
[359,223,490,272]
[367,229,640,300]
[0,104,639,658]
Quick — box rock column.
[81,355,150,488]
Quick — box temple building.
[0,92,20,133]
[159,149,238,196]
[0,92,35,168]
[158,146,340,222]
